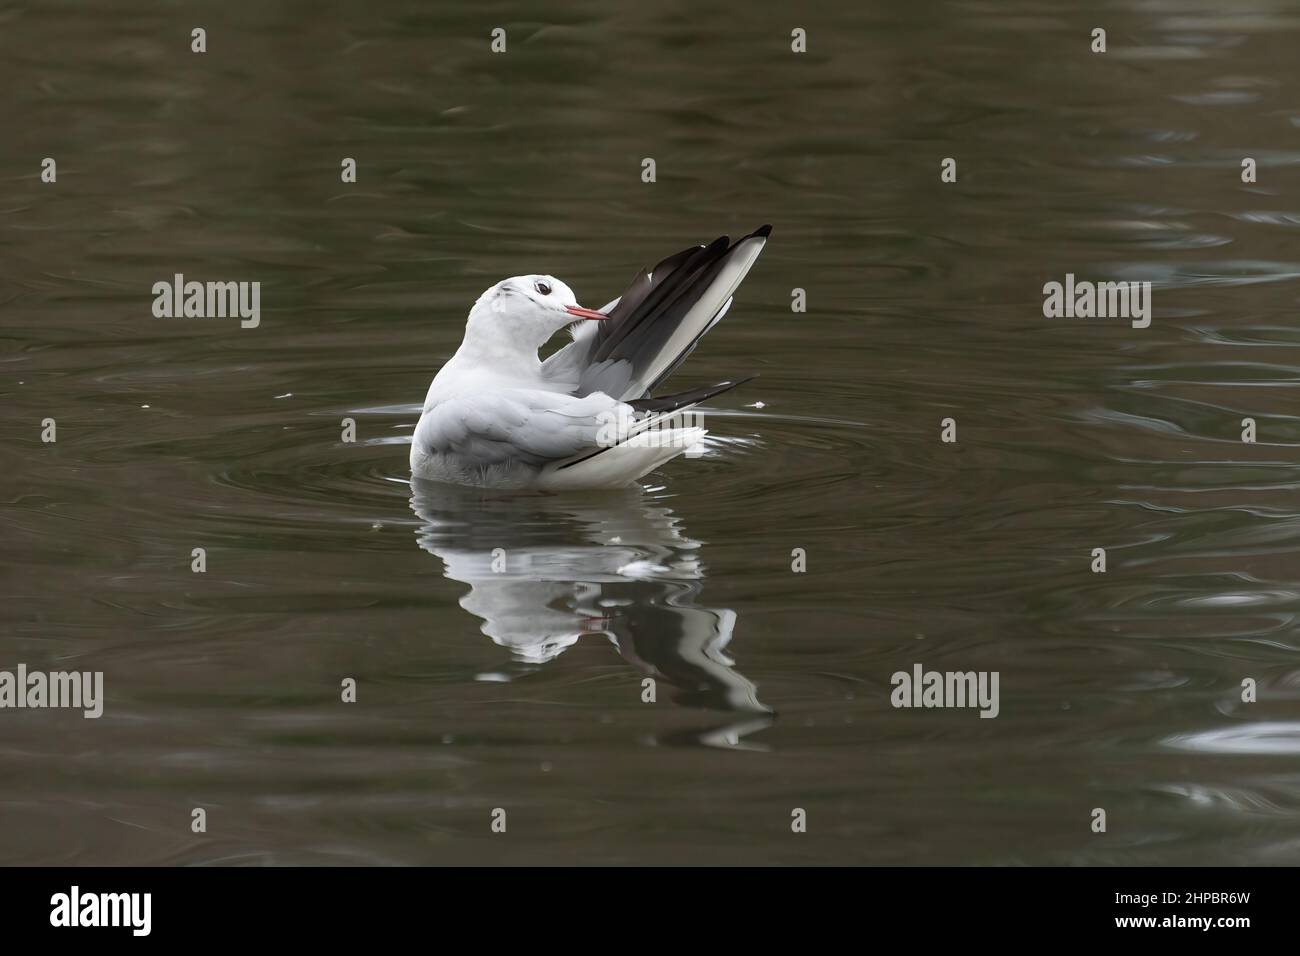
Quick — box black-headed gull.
[410,225,771,489]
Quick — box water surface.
[3,0,1300,864]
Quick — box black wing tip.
[626,375,757,414]
[690,374,757,404]
[718,374,757,389]
[707,225,770,251]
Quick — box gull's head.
[467,275,606,351]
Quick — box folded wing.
[413,390,621,467]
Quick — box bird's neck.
[452,320,543,380]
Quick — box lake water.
[3,0,1300,865]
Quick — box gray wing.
[579,226,770,401]
[540,225,769,402]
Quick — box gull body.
[410,226,771,489]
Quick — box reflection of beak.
[564,305,608,321]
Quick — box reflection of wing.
[409,480,771,729]
[611,608,765,714]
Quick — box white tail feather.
[539,428,707,490]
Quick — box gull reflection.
[409,479,771,744]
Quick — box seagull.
[410,225,771,489]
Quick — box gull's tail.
[539,426,708,491]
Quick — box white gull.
[410,225,771,489]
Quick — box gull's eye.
[535,280,552,296]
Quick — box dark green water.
[3,0,1300,864]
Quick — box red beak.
[565,305,608,321]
